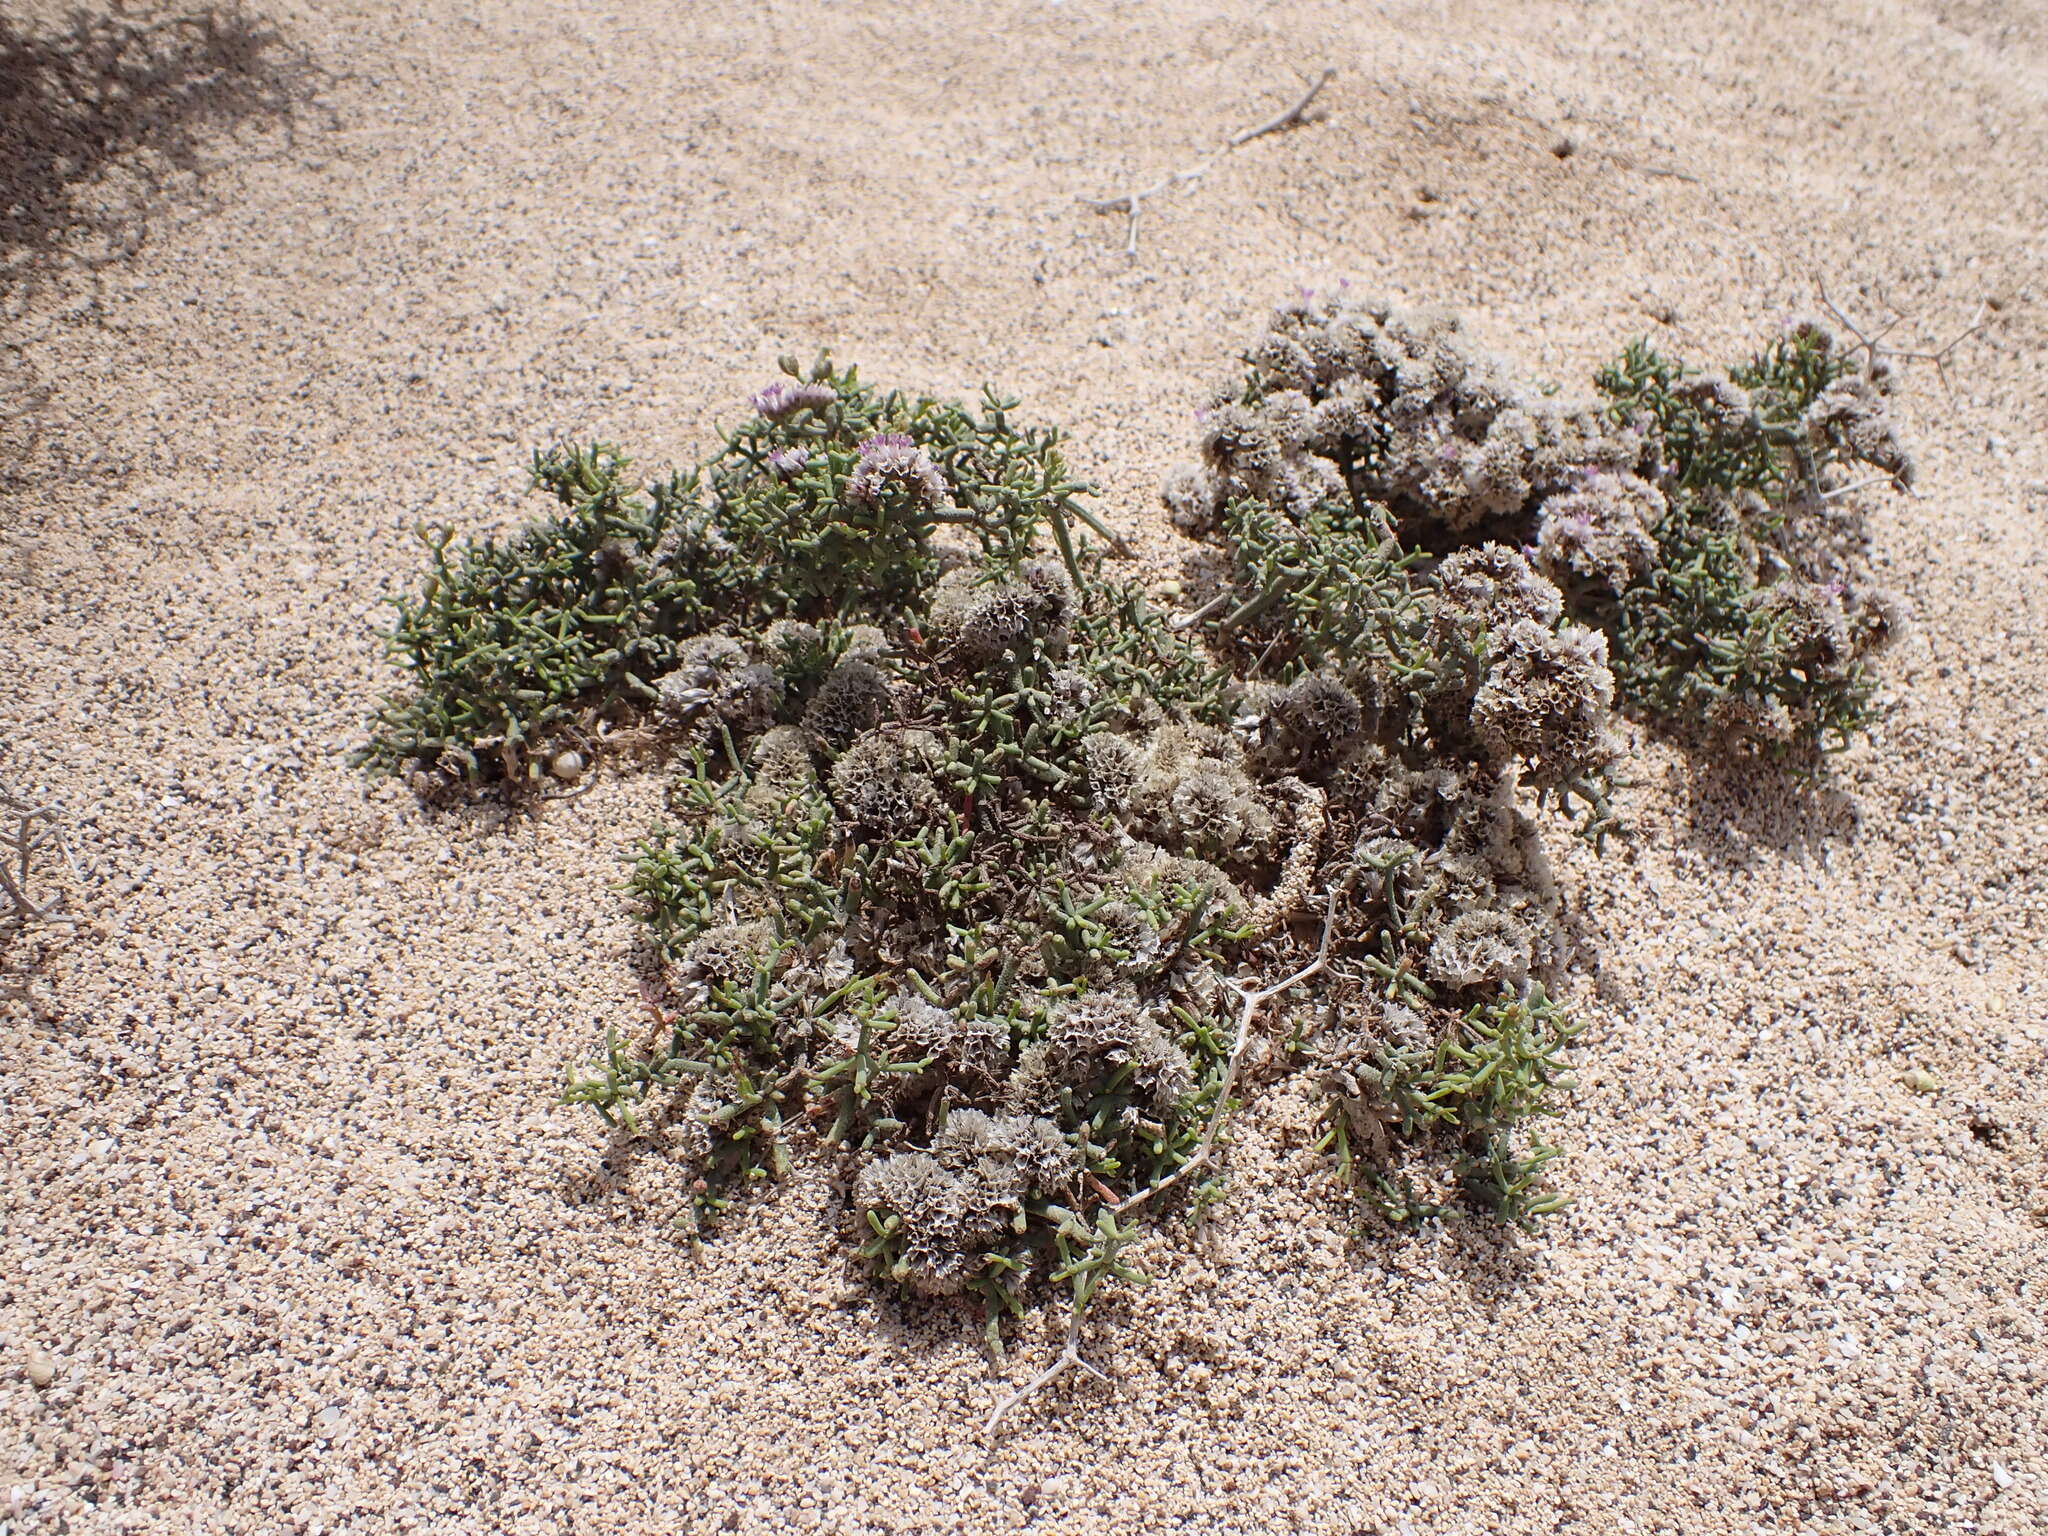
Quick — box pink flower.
[847,433,946,511]
[751,379,836,420]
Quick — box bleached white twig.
[1818,473,1895,502]
[1081,68,1335,258]
[1117,886,1340,1219]
[1228,68,1337,148]
[982,1306,1111,1441]
[0,789,81,931]
[1816,278,1989,398]
[1168,590,1235,632]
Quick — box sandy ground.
[3,1,2046,1531]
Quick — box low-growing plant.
[1165,294,1913,761]
[358,356,1115,781]
[1590,327,1907,755]
[357,358,1600,1374]
[361,296,1916,1422]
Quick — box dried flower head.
[925,561,1073,667]
[828,729,946,836]
[1530,472,1663,597]
[1012,994,1196,1118]
[1803,376,1914,489]
[765,446,810,479]
[1427,908,1533,991]
[803,657,890,747]
[1468,619,1617,788]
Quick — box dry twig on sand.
[1,785,79,934]
[982,891,1342,1439]
[1081,68,1335,258]
[1587,145,1700,184]
[1816,277,1989,398]
[1,784,86,1002]
[1117,887,1341,1220]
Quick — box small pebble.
[26,1348,55,1389]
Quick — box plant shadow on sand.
[1674,748,1864,870]
[1,5,328,493]
[1,4,323,303]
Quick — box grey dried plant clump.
[1168,291,1916,760]
[925,561,1074,667]
[856,1111,1081,1298]
[1165,298,1642,542]
[1529,471,1662,596]
[1011,993,1196,1120]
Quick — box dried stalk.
[1119,887,1340,1220]
[1816,277,1989,401]
[1081,68,1335,258]
[0,787,80,932]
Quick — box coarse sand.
[3,2,2045,1532]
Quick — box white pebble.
[549,750,585,782]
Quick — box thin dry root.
[1119,886,1341,1220]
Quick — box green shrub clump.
[359,359,1605,1353]
[361,298,1910,1360]
[359,357,1112,781]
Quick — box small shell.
[549,749,586,782]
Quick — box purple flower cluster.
[765,447,810,479]
[751,379,837,421]
[846,432,948,511]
